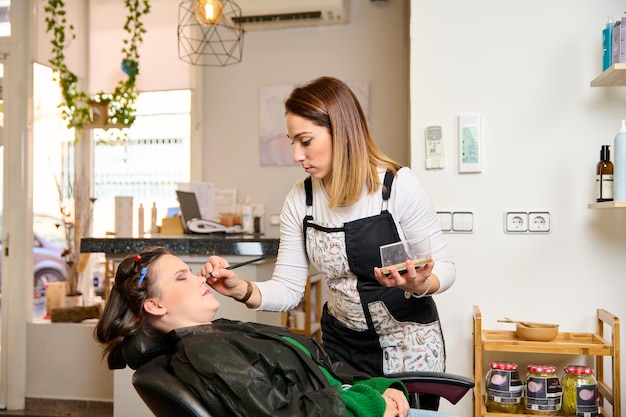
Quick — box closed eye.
[175,268,193,281]
[290,137,313,146]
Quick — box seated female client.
[94,247,458,417]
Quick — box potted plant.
[44,0,150,130]
[43,0,150,302]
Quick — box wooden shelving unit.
[591,63,626,87]
[282,274,323,342]
[588,201,626,209]
[473,305,620,417]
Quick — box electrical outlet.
[269,213,280,226]
[528,212,551,232]
[505,212,528,232]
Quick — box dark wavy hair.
[94,246,171,368]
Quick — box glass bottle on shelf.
[561,365,599,417]
[596,144,614,202]
[524,364,563,415]
[485,361,523,413]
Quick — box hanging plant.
[44,0,151,131]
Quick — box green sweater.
[282,336,409,417]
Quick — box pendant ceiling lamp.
[178,0,244,66]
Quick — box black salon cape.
[168,319,373,417]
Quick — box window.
[91,90,191,236]
[0,1,9,37]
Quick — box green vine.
[44,0,151,130]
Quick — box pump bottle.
[614,120,626,201]
[596,145,614,202]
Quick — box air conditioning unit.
[228,0,350,31]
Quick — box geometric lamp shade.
[177,0,244,66]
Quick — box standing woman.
[203,76,456,409]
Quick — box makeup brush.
[204,256,266,279]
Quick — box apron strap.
[304,176,313,207]
[381,169,398,201]
[381,169,397,211]
[303,176,313,252]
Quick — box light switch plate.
[437,211,452,231]
[452,211,474,232]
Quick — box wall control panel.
[458,114,482,173]
[425,125,445,169]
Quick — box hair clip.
[138,267,148,286]
[134,254,142,263]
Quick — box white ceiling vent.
[229,0,350,31]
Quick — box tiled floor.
[0,399,112,417]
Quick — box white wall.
[35,0,88,77]
[89,0,194,93]
[26,322,113,401]
[411,1,626,416]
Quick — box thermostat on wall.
[458,114,482,173]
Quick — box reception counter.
[80,234,280,257]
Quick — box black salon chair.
[118,332,474,417]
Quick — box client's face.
[150,254,220,330]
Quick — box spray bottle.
[614,119,626,201]
[242,196,254,234]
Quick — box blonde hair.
[285,76,400,208]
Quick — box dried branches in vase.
[56,169,93,298]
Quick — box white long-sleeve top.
[255,166,456,311]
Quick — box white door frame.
[0,0,35,409]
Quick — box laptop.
[175,190,229,234]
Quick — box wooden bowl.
[515,323,559,342]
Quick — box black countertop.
[80,234,280,256]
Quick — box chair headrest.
[121,332,174,370]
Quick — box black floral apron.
[303,171,446,379]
